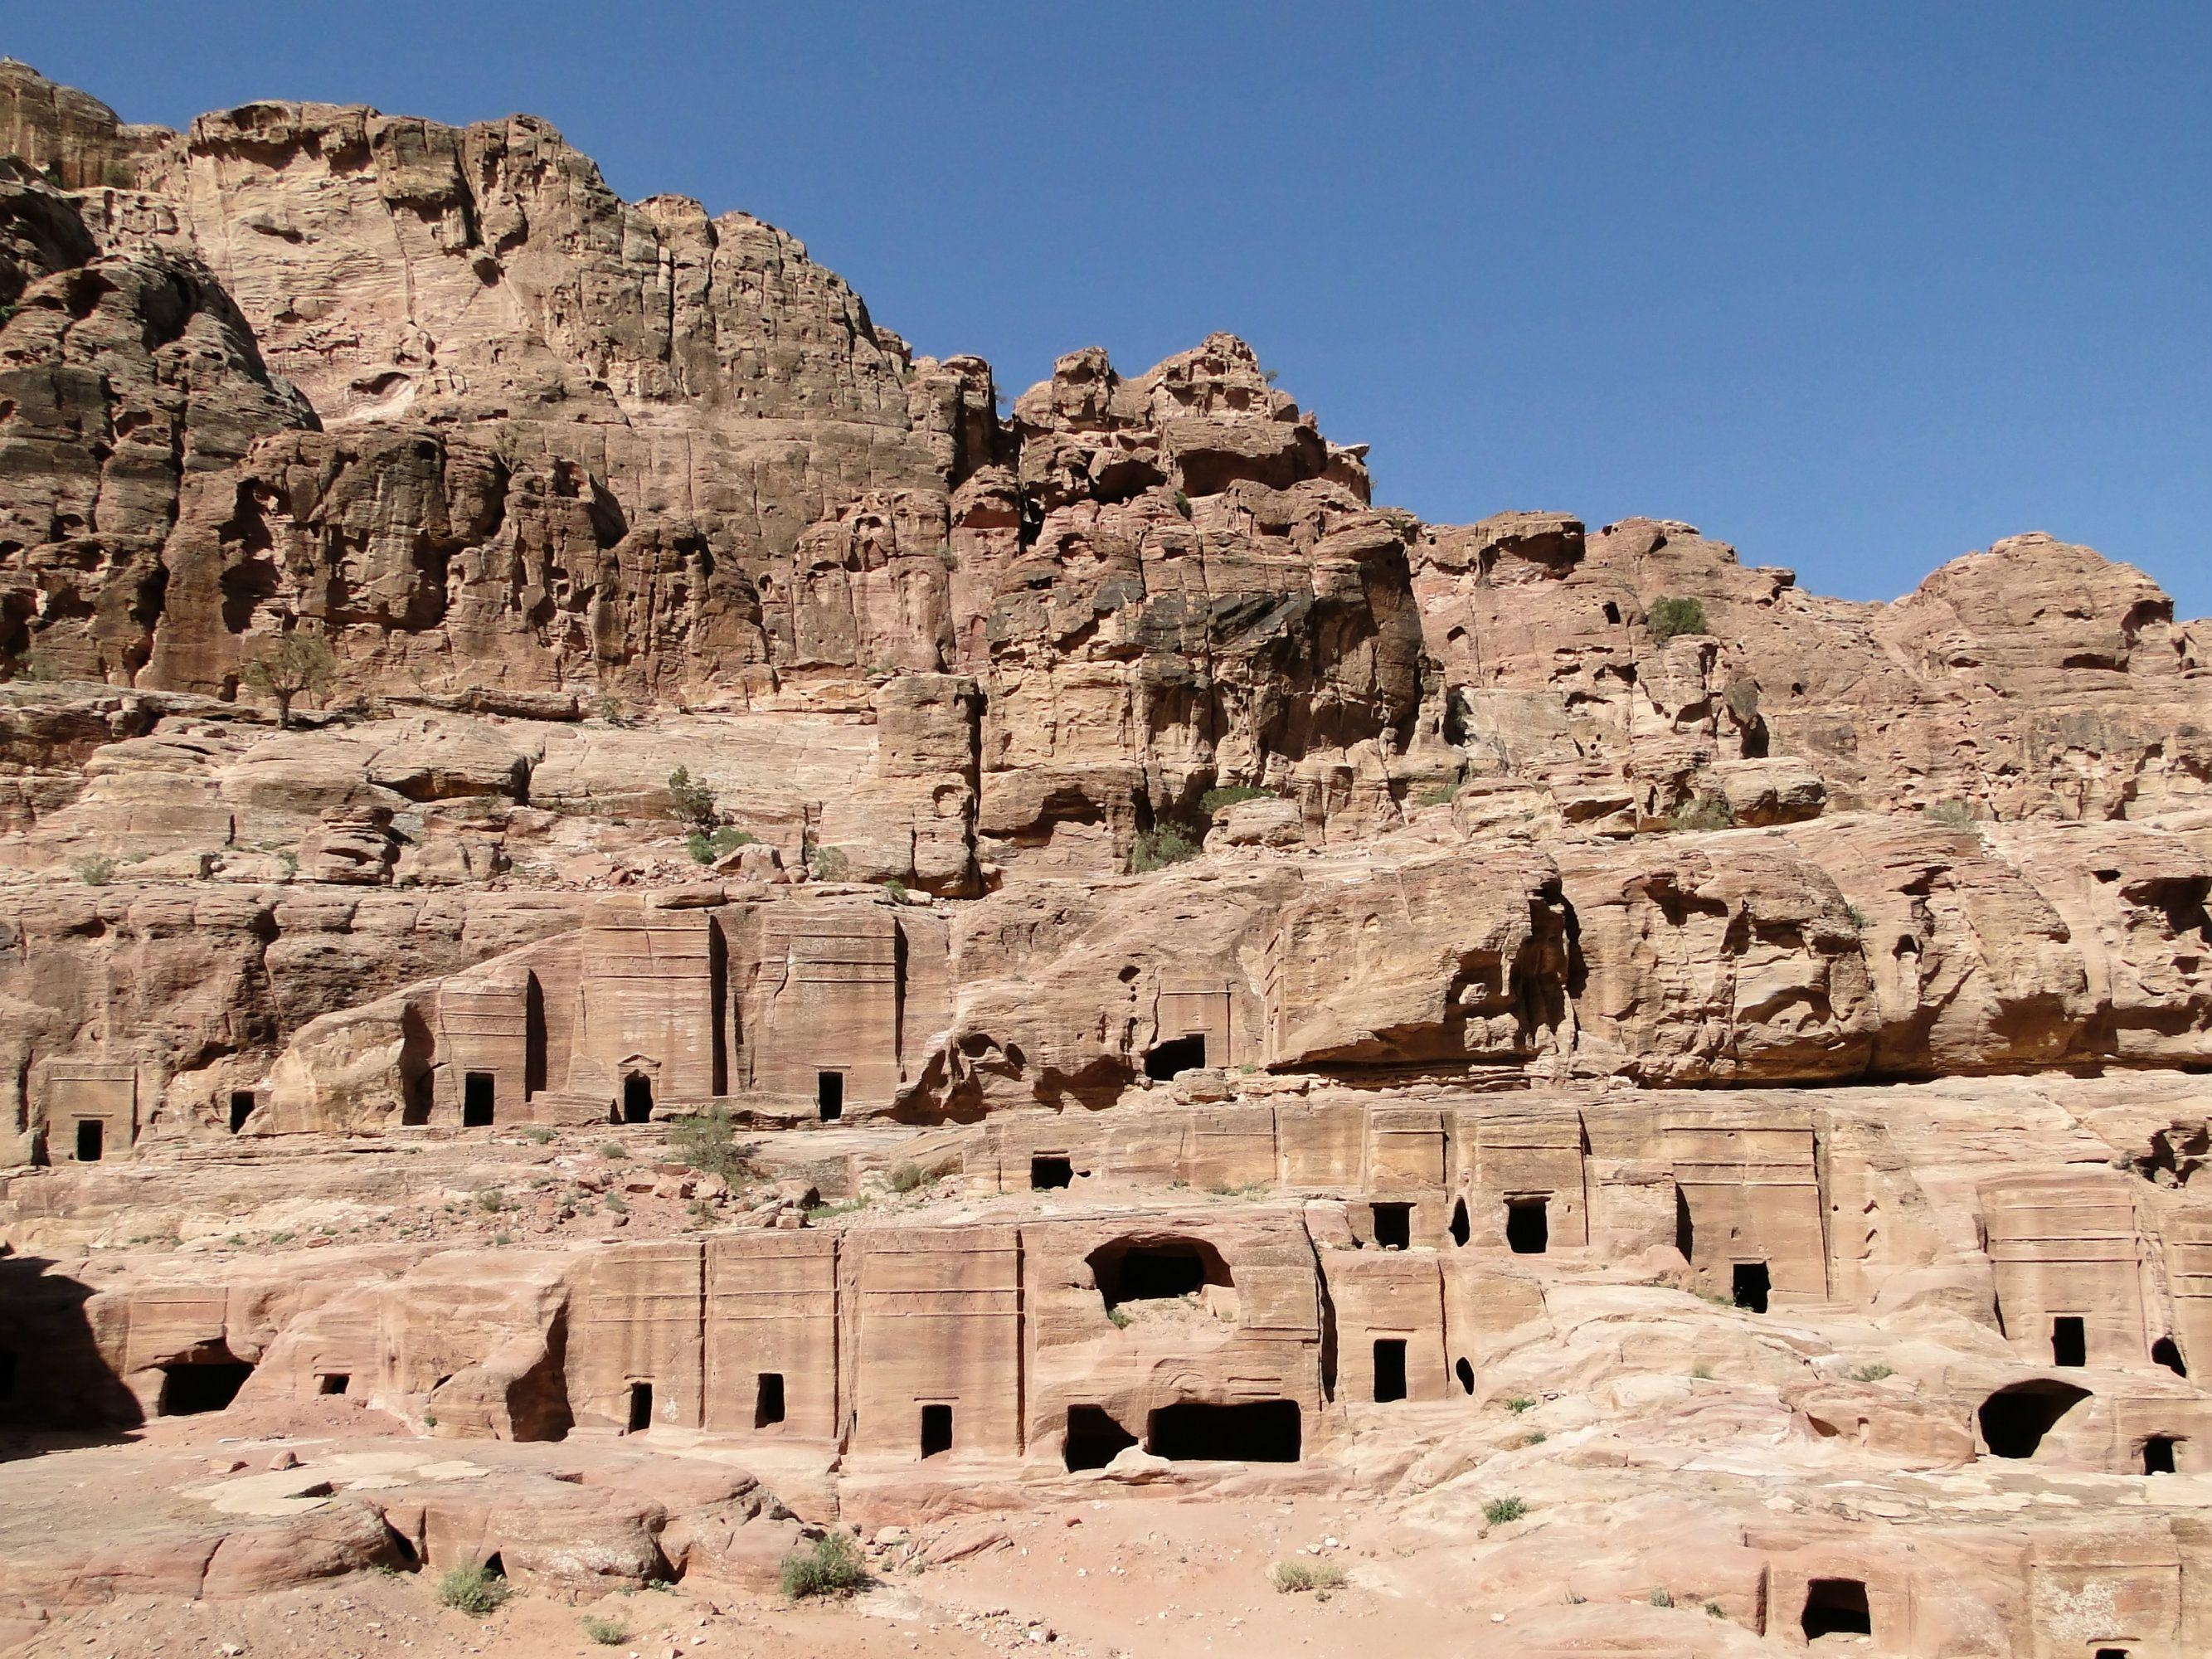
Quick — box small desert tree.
[241,633,338,728]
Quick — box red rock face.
[2,58,2212,1659]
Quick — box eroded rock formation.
[2,57,2210,1659]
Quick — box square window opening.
[317,1373,350,1397]
[2144,1435,2178,1475]
[1031,1155,1074,1190]
[1372,1202,1412,1251]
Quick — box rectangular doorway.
[755,1373,785,1428]
[627,1380,654,1433]
[817,1072,844,1121]
[462,1072,494,1127]
[1372,1202,1412,1250]
[1373,1338,1408,1403]
[2052,1316,2088,1367]
[74,1119,103,1162]
[920,1403,953,1458]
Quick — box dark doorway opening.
[920,1403,953,1459]
[1373,1339,1407,1404]
[229,1091,255,1133]
[755,1373,785,1428]
[1674,1185,1694,1259]
[2093,1650,2131,1659]
[627,1380,654,1433]
[1801,1578,1872,1640]
[1978,1379,2092,1458]
[623,1073,653,1124]
[462,1072,494,1127]
[0,1349,16,1401]
[1449,1198,1471,1248]
[159,1359,253,1416]
[1089,1237,1228,1309]
[1506,1197,1549,1255]
[481,1552,505,1580]
[1455,1358,1475,1395]
[1733,1262,1771,1313]
[403,1069,433,1126]
[74,1120,103,1162]
[318,1373,349,1396]
[1144,1034,1207,1080]
[1064,1405,1138,1471]
[1031,1155,1074,1190]
[1373,1203,1412,1250]
[2152,1336,2187,1377]
[817,1072,843,1121]
[1146,1399,1301,1462]
[2143,1435,2178,1474]
[2051,1316,2087,1368]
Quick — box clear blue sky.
[15,3,2209,613]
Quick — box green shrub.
[1923,799,1980,830]
[887,1160,927,1194]
[435,1562,510,1615]
[579,1613,630,1645]
[667,1107,757,1185]
[1668,794,1736,833]
[1482,1496,1527,1525]
[1414,780,1461,807]
[812,844,853,881]
[779,1531,868,1600]
[1130,825,1198,873]
[474,1187,505,1213]
[599,1141,627,1160]
[73,855,116,886]
[1504,1394,1536,1414]
[1270,1559,1348,1595]
[1646,596,1709,643]
[665,766,717,831]
[1106,1306,1131,1329]
[1198,785,1272,816]
[1173,489,1193,519]
[241,632,338,727]
[1648,1587,1675,1608]
[687,825,760,864]
[1844,903,1869,929]
[520,1124,554,1144]
[1705,1600,1728,1619]
[603,1193,628,1215]
[1845,1362,1894,1383]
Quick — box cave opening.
[1144,1034,1207,1081]
[1145,1399,1301,1462]
[1801,1578,1872,1640]
[1978,1379,2092,1458]
[159,1355,254,1416]
[1063,1405,1138,1471]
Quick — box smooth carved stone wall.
[744,903,903,1112]
[848,1226,1023,1463]
[1663,1105,1829,1304]
[702,1231,839,1441]
[566,902,724,1108]
[1981,1170,2150,1370]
